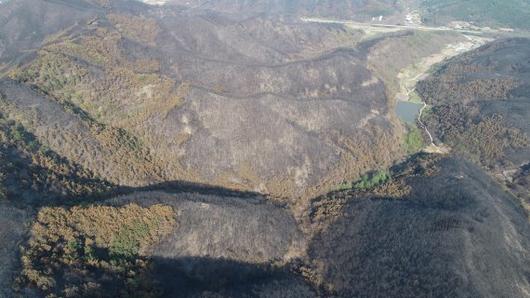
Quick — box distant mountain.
[162,0,530,30]
[165,0,403,20]
[421,0,530,29]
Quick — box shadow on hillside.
[0,140,113,208]
[306,156,530,297]
[84,180,266,209]
[149,255,306,297]
[2,143,262,208]
[131,180,262,199]
[31,179,264,208]
[18,247,311,297]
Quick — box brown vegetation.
[0,113,112,205]
[418,76,518,104]
[424,104,529,167]
[6,22,193,186]
[18,203,176,297]
[310,153,441,233]
[416,38,530,218]
[1,3,411,199]
[108,13,160,45]
[12,26,186,129]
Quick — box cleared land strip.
[301,17,504,35]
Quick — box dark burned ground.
[5,155,529,297]
[0,1,529,297]
[12,190,313,297]
[417,38,530,165]
[307,156,530,297]
[0,0,402,199]
[0,204,31,298]
[112,192,312,297]
[417,38,530,214]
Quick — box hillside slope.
[165,0,403,20]
[417,38,530,214]
[7,155,530,297]
[306,155,530,297]
[15,191,311,297]
[0,0,409,198]
[0,1,528,297]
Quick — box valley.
[0,0,529,297]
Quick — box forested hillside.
[0,1,529,297]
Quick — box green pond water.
[396,101,422,124]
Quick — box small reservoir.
[396,101,422,124]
